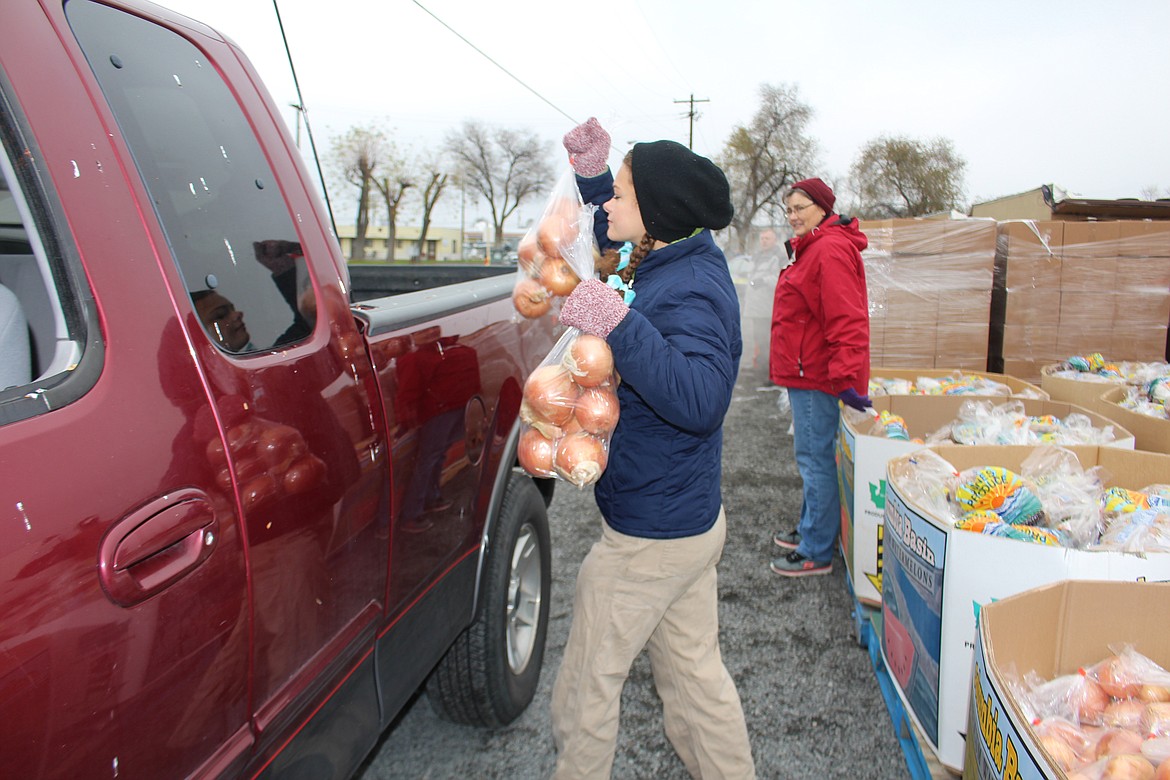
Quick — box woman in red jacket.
[768,178,872,576]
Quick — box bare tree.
[851,135,967,218]
[328,124,393,261]
[372,149,413,263]
[719,83,820,254]
[445,122,553,248]
[414,163,449,262]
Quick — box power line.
[673,94,709,150]
[412,1,578,126]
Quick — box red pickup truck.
[0,1,558,777]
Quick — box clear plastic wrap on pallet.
[860,217,997,370]
[993,220,1170,382]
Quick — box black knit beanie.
[629,140,734,243]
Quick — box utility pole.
[673,94,709,149]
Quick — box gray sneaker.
[770,550,832,577]
[772,529,800,550]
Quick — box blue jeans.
[788,387,841,564]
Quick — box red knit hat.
[790,177,835,214]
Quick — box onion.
[539,256,580,297]
[554,432,608,487]
[560,414,583,437]
[519,400,562,441]
[1101,754,1155,780]
[1039,734,1081,772]
[518,233,540,274]
[517,427,556,478]
[1104,701,1147,731]
[1144,738,1170,767]
[1098,655,1142,700]
[564,333,614,388]
[1076,677,1111,725]
[1141,686,1170,704]
[574,386,619,435]
[1097,728,1145,758]
[522,364,576,427]
[1145,703,1170,738]
[538,206,577,256]
[1156,758,1170,780]
[513,277,551,319]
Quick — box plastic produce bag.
[1021,446,1107,548]
[518,328,618,488]
[511,167,599,319]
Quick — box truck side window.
[66,0,317,355]
[0,102,95,423]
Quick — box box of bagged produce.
[879,444,1170,773]
[837,397,1133,606]
[963,579,1170,780]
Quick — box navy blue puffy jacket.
[578,172,742,539]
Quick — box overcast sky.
[159,0,1170,222]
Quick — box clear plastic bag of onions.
[511,167,599,320]
[518,328,618,488]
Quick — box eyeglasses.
[785,202,818,217]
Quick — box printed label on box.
[882,484,946,744]
[967,644,1048,780]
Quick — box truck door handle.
[99,488,218,607]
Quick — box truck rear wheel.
[426,471,551,727]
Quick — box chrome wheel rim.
[505,523,542,675]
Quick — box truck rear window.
[66,0,316,355]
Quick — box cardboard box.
[891,218,947,256]
[1118,220,1170,257]
[880,445,1170,773]
[1002,358,1059,385]
[945,219,998,257]
[869,367,1048,399]
[1059,256,1117,292]
[1002,288,1061,327]
[837,398,1132,606]
[963,580,1170,780]
[1095,384,1170,453]
[1039,363,1122,408]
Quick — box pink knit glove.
[562,117,611,177]
[559,278,628,338]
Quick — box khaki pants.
[551,509,755,779]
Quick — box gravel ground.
[355,369,911,779]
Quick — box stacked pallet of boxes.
[861,219,998,371]
[990,220,1170,382]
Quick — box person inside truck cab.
[192,289,253,353]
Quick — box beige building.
[335,224,535,263]
[970,185,1170,221]
[335,224,465,262]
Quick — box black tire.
[426,471,551,727]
